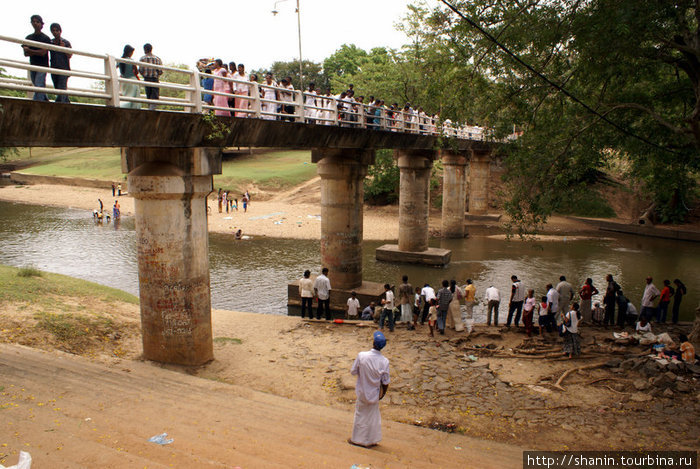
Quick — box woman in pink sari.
[212,59,231,116]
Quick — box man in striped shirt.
[139,43,162,110]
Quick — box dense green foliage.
[401,0,699,227]
[364,149,400,205]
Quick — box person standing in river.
[507,275,526,327]
[556,276,574,324]
[579,278,598,323]
[657,279,674,323]
[672,279,687,324]
[603,274,620,326]
[640,276,660,321]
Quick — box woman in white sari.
[260,73,277,120]
[304,82,318,123]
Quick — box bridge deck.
[0,97,491,151]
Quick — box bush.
[17,266,42,278]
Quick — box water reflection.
[0,201,697,320]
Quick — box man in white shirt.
[556,275,574,315]
[484,285,500,326]
[348,331,390,448]
[507,275,527,327]
[420,283,436,325]
[313,267,332,320]
[640,276,660,321]
[380,284,395,332]
[347,291,360,318]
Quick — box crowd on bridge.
[300,268,694,361]
[18,14,481,136]
[197,57,445,132]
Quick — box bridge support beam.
[468,150,491,215]
[314,148,374,290]
[376,149,451,266]
[441,150,468,238]
[123,147,221,366]
[286,149,385,319]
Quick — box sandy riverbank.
[0,183,602,240]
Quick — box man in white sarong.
[348,331,390,448]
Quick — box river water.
[0,200,697,321]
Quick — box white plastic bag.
[0,451,32,469]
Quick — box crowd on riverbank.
[298,269,694,361]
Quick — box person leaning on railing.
[22,14,51,102]
[139,43,163,111]
[48,23,71,104]
[118,45,140,109]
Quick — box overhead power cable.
[439,0,678,154]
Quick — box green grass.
[213,337,243,345]
[213,150,316,191]
[16,148,124,181]
[34,311,114,343]
[7,148,317,191]
[0,264,138,307]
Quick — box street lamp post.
[272,0,304,90]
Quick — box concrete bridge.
[0,94,502,365]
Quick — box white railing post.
[331,97,339,125]
[190,71,203,113]
[294,90,304,123]
[105,55,120,107]
[251,82,262,118]
[25,70,33,100]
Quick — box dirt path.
[0,343,523,468]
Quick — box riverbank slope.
[1,265,698,467]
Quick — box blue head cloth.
[373,331,386,350]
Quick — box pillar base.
[287,280,385,319]
[375,244,451,266]
[465,213,502,222]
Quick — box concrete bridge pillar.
[469,150,491,215]
[376,149,451,265]
[123,147,221,366]
[397,149,433,252]
[440,150,468,238]
[313,148,374,290]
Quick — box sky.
[2,0,422,76]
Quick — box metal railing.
[0,34,491,141]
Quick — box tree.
[254,60,329,91]
[402,0,700,227]
[364,149,400,205]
